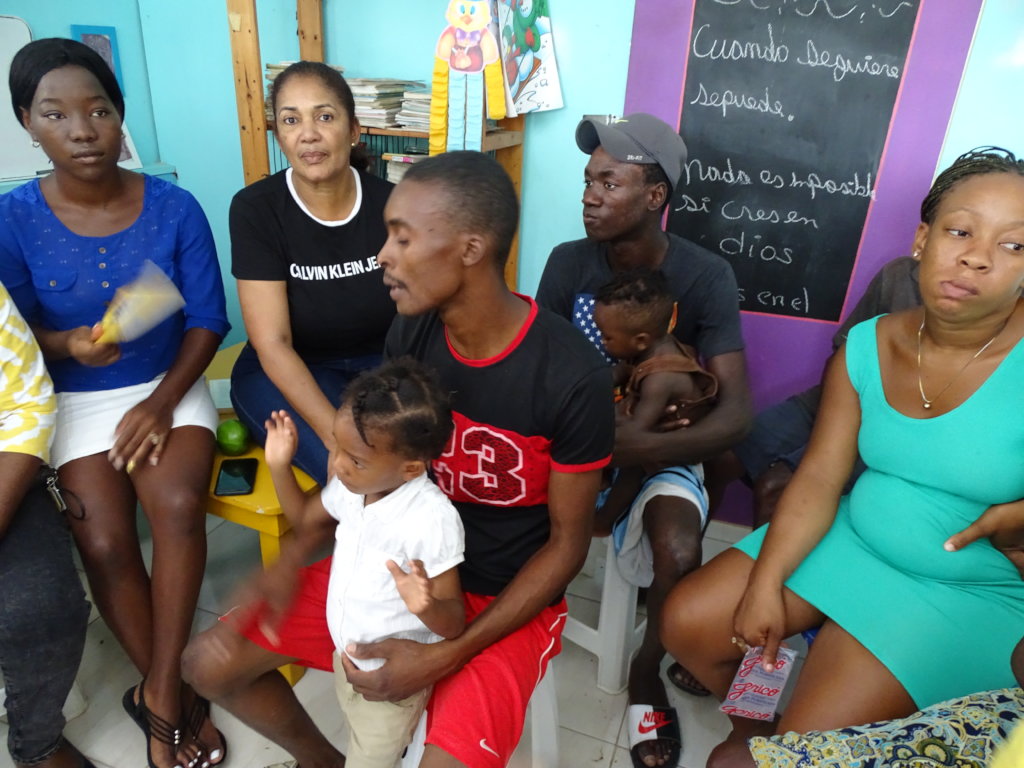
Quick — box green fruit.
[216,419,250,456]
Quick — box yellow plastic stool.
[208,444,319,685]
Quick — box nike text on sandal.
[627,704,682,768]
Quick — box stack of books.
[263,61,345,121]
[348,79,423,129]
[382,152,428,184]
[396,90,431,132]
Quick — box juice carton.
[719,645,798,721]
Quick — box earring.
[31,139,40,148]
[912,249,920,260]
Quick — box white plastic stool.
[399,660,559,767]
[561,537,646,694]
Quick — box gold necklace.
[916,317,1003,409]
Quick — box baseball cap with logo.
[576,113,687,195]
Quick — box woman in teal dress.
[662,147,1024,768]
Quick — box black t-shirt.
[230,167,395,361]
[536,232,745,361]
[385,297,614,596]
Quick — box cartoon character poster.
[432,0,507,153]
[496,0,563,114]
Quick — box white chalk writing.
[794,0,854,20]
[720,230,794,265]
[692,22,789,63]
[675,194,712,214]
[721,199,818,228]
[738,285,811,314]
[690,82,792,120]
[683,157,753,186]
[797,40,900,82]
[789,169,875,200]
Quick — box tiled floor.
[0,517,754,768]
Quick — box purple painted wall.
[624,0,982,522]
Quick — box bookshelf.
[227,0,525,287]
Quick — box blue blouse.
[0,175,230,392]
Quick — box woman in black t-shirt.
[229,62,395,483]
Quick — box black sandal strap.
[144,704,184,748]
[186,694,209,739]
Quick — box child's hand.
[387,559,434,617]
[264,410,298,471]
[226,558,301,645]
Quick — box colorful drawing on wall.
[70,25,124,95]
[430,0,507,154]
[496,0,563,114]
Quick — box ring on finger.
[148,432,161,446]
[126,459,137,474]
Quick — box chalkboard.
[667,0,920,321]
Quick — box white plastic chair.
[561,537,646,694]
[399,660,559,767]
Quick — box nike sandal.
[627,704,682,768]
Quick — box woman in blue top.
[662,148,1024,768]
[1,39,229,768]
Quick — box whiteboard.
[0,16,51,182]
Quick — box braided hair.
[920,146,1024,224]
[594,267,675,337]
[341,358,453,462]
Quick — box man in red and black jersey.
[181,152,612,768]
[344,151,613,767]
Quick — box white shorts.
[51,375,217,468]
[611,464,709,588]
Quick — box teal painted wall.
[937,0,1024,171]
[257,0,637,295]
[4,0,160,167]
[138,0,244,343]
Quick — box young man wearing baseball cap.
[537,113,753,768]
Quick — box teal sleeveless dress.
[735,316,1024,708]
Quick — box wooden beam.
[227,0,270,185]
[496,114,525,290]
[296,0,324,61]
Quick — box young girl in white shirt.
[261,357,465,768]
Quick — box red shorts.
[225,558,567,768]
[225,556,336,672]
[424,594,567,768]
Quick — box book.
[384,152,427,184]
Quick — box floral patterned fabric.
[749,688,1024,768]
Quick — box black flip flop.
[667,661,712,697]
